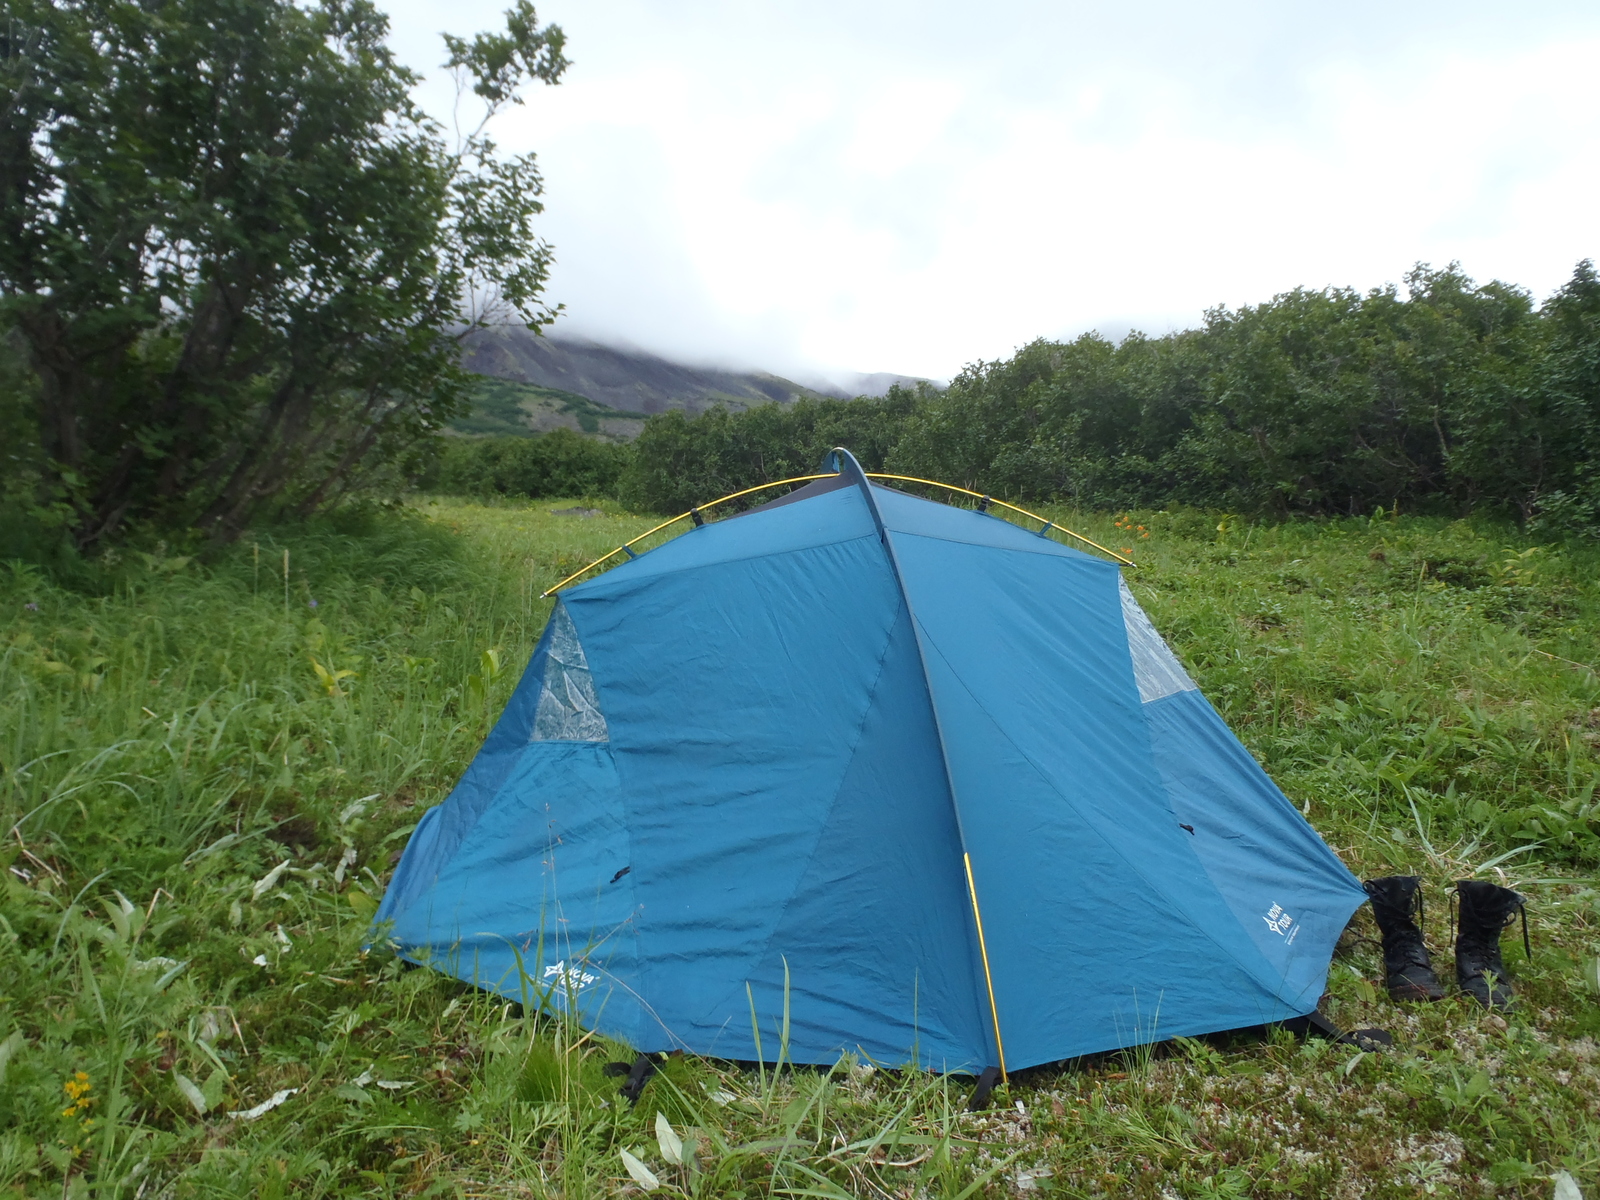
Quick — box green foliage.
[0,0,566,546]
[890,332,1208,503]
[620,263,1600,531]
[1516,262,1600,533]
[432,430,632,499]
[892,264,1592,519]
[616,387,926,513]
[1106,508,1600,867]
[2,501,1598,1196]
[1177,267,1538,515]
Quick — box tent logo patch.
[543,959,599,991]
[1263,903,1298,942]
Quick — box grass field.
[2,495,1598,1199]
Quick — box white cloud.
[384,0,1600,382]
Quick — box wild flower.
[62,1072,91,1108]
[61,1072,94,1126]
[25,602,38,611]
[1112,515,1151,540]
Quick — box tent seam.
[828,450,1005,1072]
[872,498,1108,563]
[911,622,1304,1009]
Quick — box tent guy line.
[540,471,1134,597]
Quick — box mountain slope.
[454,378,648,441]
[461,328,830,415]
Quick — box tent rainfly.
[376,449,1367,1075]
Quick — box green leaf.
[0,1031,24,1084]
[174,1072,209,1116]
[201,1067,229,1110]
[153,960,190,991]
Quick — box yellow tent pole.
[698,473,834,510]
[539,474,836,597]
[541,467,1135,597]
[540,511,693,597]
[964,852,1008,1081]
[864,473,1135,566]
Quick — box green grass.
[2,497,1598,1198]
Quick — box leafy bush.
[619,262,1600,526]
[615,390,924,513]
[432,430,632,499]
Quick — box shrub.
[433,430,632,499]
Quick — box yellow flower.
[61,1073,95,1118]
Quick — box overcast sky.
[382,0,1600,386]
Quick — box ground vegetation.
[2,500,1597,1197]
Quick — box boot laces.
[1451,886,1532,961]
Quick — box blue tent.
[377,450,1366,1073]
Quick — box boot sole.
[1387,985,1446,1002]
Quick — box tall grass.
[2,497,1597,1198]
[1090,505,1600,869]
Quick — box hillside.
[452,377,649,442]
[454,328,932,440]
[461,328,832,416]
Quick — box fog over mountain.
[386,0,1600,381]
[463,328,929,414]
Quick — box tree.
[616,391,924,514]
[433,429,632,499]
[1184,266,1538,517]
[1448,261,1600,525]
[0,0,567,545]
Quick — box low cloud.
[386,0,1600,379]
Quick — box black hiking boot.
[1363,876,1446,1002]
[1454,879,1528,1010]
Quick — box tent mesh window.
[531,605,609,742]
[1118,578,1196,704]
